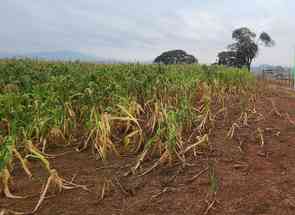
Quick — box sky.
[1,0,294,65]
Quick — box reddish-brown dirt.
[2,85,295,215]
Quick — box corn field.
[0,59,256,212]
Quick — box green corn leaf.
[0,136,14,172]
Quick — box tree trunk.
[247,58,253,72]
[247,63,251,71]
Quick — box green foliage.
[0,136,14,172]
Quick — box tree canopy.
[154,50,198,65]
[218,27,275,70]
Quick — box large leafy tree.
[218,27,275,70]
[154,50,198,65]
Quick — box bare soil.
[2,85,295,215]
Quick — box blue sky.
[1,0,294,65]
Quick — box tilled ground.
[2,85,295,215]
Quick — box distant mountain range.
[0,50,116,63]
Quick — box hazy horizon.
[1,0,295,66]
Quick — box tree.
[154,50,198,65]
[218,27,275,71]
[217,51,237,67]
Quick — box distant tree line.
[154,27,275,71]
